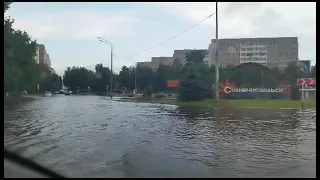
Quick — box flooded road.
[4,96,316,178]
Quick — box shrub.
[154,92,165,98]
[143,86,153,97]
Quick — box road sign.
[297,78,316,86]
[167,80,179,88]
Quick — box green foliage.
[154,64,168,92]
[185,50,205,66]
[177,51,207,101]
[4,2,61,95]
[136,65,155,92]
[4,2,11,13]
[154,92,165,98]
[178,69,206,101]
[143,86,153,97]
[38,68,62,93]
[118,65,135,90]
[63,66,96,90]
[92,63,111,92]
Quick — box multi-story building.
[204,54,210,66]
[172,49,189,66]
[208,37,299,69]
[172,49,208,66]
[34,46,40,64]
[137,61,159,71]
[44,53,51,68]
[34,44,51,68]
[151,56,173,65]
[137,56,173,71]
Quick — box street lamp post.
[98,37,113,99]
[134,62,137,94]
[215,2,220,101]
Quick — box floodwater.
[4,95,316,178]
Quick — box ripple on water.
[4,96,316,178]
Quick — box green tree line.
[4,2,62,95]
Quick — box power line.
[127,12,215,58]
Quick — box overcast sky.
[6,2,316,75]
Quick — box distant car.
[64,91,71,95]
[43,91,52,97]
[56,90,65,94]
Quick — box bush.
[291,85,300,100]
[143,86,153,97]
[204,87,214,99]
[154,92,165,98]
[168,93,172,97]
[128,93,134,97]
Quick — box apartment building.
[34,44,51,68]
[137,56,173,71]
[208,37,299,69]
[44,53,51,68]
[137,61,159,71]
[151,56,173,65]
[34,46,40,64]
[172,49,208,66]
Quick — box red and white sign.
[297,78,316,86]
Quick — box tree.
[154,64,168,92]
[37,68,62,92]
[118,65,134,91]
[136,65,154,92]
[178,68,206,101]
[185,50,205,65]
[63,66,95,90]
[4,2,42,94]
[92,63,111,93]
[178,51,207,101]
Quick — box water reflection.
[4,96,316,178]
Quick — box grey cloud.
[222,2,263,17]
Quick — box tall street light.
[98,37,113,99]
[215,2,220,101]
[134,62,137,94]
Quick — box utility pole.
[215,2,219,101]
[110,45,113,99]
[97,37,113,99]
[134,62,137,94]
